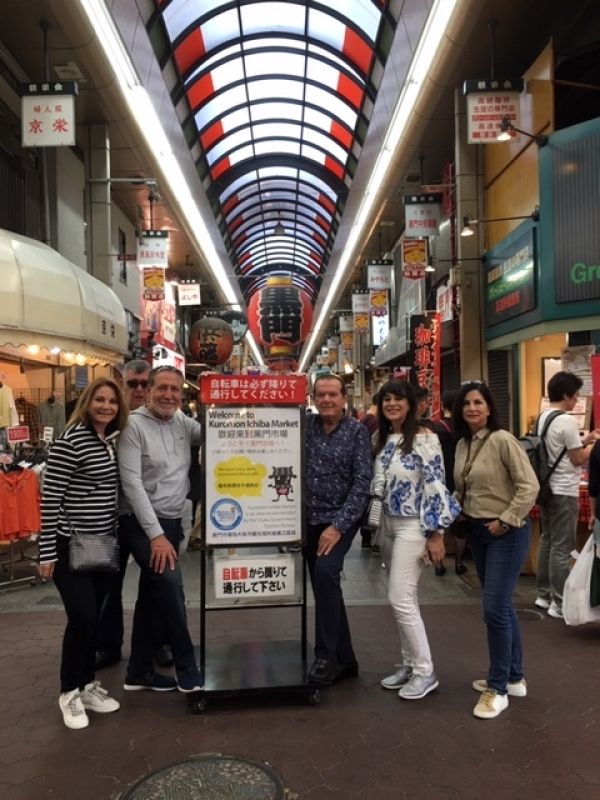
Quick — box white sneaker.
[59,689,89,730]
[534,596,550,610]
[81,681,120,713]
[473,689,508,719]
[472,678,527,697]
[380,665,412,690]
[398,672,439,700]
[547,601,564,619]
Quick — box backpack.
[518,410,567,505]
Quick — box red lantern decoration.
[188,317,234,366]
[265,345,298,373]
[248,276,313,351]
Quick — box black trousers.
[52,539,112,693]
[305,522,358,665]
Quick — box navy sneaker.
[123,671,177,692]
[177,668,203,693]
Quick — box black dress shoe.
[455,563,468,575]
[155,645,174,668]
[95,650,121,670]
[335,660,359,681]
[434,563,447,577]
[308,658,337,684]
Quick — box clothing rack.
[15,389,66,403]
[0,540,37,590]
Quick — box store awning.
[0,228,127,367]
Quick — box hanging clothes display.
[37,396,66,440]
[15,396,41,442]
[0,382,18,429]
[0,467,41,541]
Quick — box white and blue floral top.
[372,432,461,536]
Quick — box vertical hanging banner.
[409,313,442,419]
[404,194,442,237]
[463,79,524,143]
[21,82,78,147]
[177,282,201,306]
[436,284,454,322]
[142,267,166,301]
[137,230,169,268]
[367,260,393,290]
[402,238,428,279]
[352,292,370,336]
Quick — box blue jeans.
[468,519,530,694]
[121,514,198,679]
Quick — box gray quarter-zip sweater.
[118,407,202,539]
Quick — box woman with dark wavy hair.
[374,380,460,700]
[452,381,538,719]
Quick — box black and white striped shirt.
[39,424,119,564]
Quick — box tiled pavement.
[1,541,599,800]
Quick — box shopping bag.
[562,534,600,625]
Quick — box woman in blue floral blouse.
[373,380,460,700]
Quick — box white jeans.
[382,515,434,677]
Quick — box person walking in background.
[95,359,173,671]
[535,371,600,619]
[374,380,460,700]
[118,365,203,694]
[305,374,372,684]
[38,378,128,729]
[453,381,539,720]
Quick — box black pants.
[53,539,112,693]
[305,522,358,665]
[121,514,197,679]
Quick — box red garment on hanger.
[0,470,41,540]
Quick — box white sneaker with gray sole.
[380,665,412,690]
[472,678,527,697]
[398,672,439,700]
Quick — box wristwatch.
[498,520,510,533]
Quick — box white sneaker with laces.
[398,672,439,700]
[534,596,550,610]
[473,688,508,719]
[380,665,412,690]
[59,689,89,730]
[472,678,527,697]
[547,601,564,619]
[81,681,120,713]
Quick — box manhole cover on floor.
[120,754,290,800]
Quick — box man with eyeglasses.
[118,365,203,693]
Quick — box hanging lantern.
[248,276,313,351]
[265,345,298,373]
[188,317,234,366]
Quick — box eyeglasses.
[125,379,149,390]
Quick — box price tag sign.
[7,425,30,443]
[42,426,54,443]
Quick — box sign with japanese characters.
[200,375,306,405]
[436,284,454,322]
[484,229,536,327]
[402,238,428,279]
[371,312,389,347]
[7,425,30,443]
[137,230,168,268]
[352,292,370,335]
[338,315,354,333]
[142,267,165,301]
[204,405,302,545]
[177,282,201,306]
[21,82,78,147]
[409,313,441,419]
[367,261,393,290]
[213,554,296,601]
[463,79,524,143]
[404,194,442,237]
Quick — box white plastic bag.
[562,534,600,626]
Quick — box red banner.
[7,425,30,443]
[409,313,441,419]
[200,374,307,405]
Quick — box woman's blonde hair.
[66,377,128,434]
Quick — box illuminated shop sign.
[484,230,536,327]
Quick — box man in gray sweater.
[118,365,203,693]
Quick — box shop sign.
[404,195,442,237]
[436,284,453,322]
[402,238,428,279]
[41,426,54,443]
[200,374,306,405]
[371,312,389,347]
[354,313,369,335]
[213,554,295,601]
[204,404,302,545]
[551,130,600,303]
[409,313,441,419]
[352,292,370,335]
[463,79,524,143]
[484,230,535,327]
[369,289,388,317]
[177,282,201,306]
[338,315,354,333]
[21,82,78,147]
[561,345,595,396]
[367,261,393,289]
[142,267,165,301]
[7,425,30,443]
[137,230,168,268]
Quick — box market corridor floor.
[0,541,598,800]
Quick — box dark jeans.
[121,514,197,679]
[53,539,112,693]
[468,519,531,694]
[305,522,358,665]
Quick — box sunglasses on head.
[149,365,182,377]
[125,379,149,390]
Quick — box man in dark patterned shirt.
[305,374,372,684]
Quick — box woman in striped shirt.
[38,377,128,730]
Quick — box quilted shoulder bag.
[67,514,120,574]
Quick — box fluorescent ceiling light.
[298,0,460,371]
[77,0,264,365]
